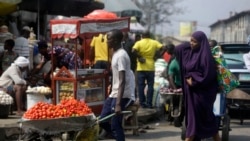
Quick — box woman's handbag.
[214,55,240,94]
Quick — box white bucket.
[27,94,46,110]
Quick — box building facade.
[210,10,250,43]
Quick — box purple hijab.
[175,31,218,140]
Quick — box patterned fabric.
[215,58,240,94]
[212,46,240,94]
[50,46,82,69]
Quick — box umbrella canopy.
[0,0,21,16]
[84,9,117,19]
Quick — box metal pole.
[37,0,40,40]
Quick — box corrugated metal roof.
[210,10,250,27]
[100,0,141,12]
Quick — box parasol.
[84,9,117,19]
[0,0,21,16]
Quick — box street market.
[1,0,250,141]
[0,2,152,139]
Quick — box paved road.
[106,119,250,141]
[1,113,250,141]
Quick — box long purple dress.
[175,31,219,140]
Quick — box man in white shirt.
[0,56,29,116]
[99,29,135,141]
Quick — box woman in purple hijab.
[175,31,221,141]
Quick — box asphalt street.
[105,119,250,141]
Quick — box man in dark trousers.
[99,29,135,141]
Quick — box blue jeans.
[94,60,109,69]
[99,97,134,141]
[137,71,155,107]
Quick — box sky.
[161,0,250,37]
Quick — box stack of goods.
[26,86,52,109]
[0,91,14,118]
[21,99,95,137]
[59,82,74,101]
[26,86,52,94]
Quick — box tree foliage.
[132,0,183,34]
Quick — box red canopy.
[50,10,130,39]
[84,9,118,19]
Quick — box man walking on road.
[99,29,135,141]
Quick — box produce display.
[59,92,74,101]
[60,82,74,91]
[79,79,102,89]
[26,86,52,94]
[0,91,13,105]
[23,99,92,120]
[59,82,74,101]
[85,90,103,103]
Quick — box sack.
[215,57,240,94]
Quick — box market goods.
[26,86,52,94]
[79,80,102,89]
[23,99,92,120]
[0,91,13,105]
[60,82,74,91]
[59,92,74,101]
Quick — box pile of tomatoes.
[23,99,92,120]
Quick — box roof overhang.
[18,0,104,17]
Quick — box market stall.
[19,99,131,140]
[20,98,98,140]
[49,10,130,114]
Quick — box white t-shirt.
[109,48,135,100]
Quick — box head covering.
[175,41,191,67]
[175,31,217,86]
[190,31,215,70]
[14,56,30,68]
[22,26,31,32]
